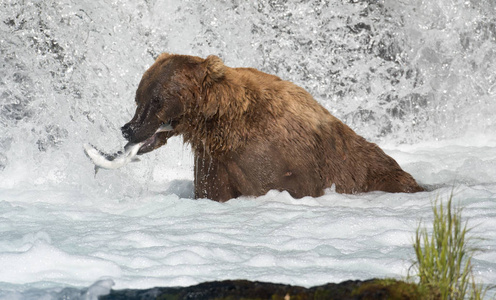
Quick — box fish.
[83,142,142,176]
[83,123,173,176]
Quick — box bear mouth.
[136,122,174,155]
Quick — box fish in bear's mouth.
[83,122,173,175]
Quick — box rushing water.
[1,0,496,299]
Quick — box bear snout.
[121,123,135,142]
[121,120,162,143]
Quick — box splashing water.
[0,0,495,299]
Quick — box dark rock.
[99,278,428,300]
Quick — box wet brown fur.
[122,53,424,202]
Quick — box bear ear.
[204,55,226,82]
[156,52,172,62]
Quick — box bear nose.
[121,123,133,141]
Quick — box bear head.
[121,53,226,153]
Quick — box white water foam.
[0,140,495,299]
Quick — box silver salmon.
[83,123,173,175]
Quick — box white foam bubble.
[0,241,121,285]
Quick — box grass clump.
[410,192,490,300]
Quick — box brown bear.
[121,53,423,202]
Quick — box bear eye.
[152,97,161,106]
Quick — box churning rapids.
[1,0,496,299]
